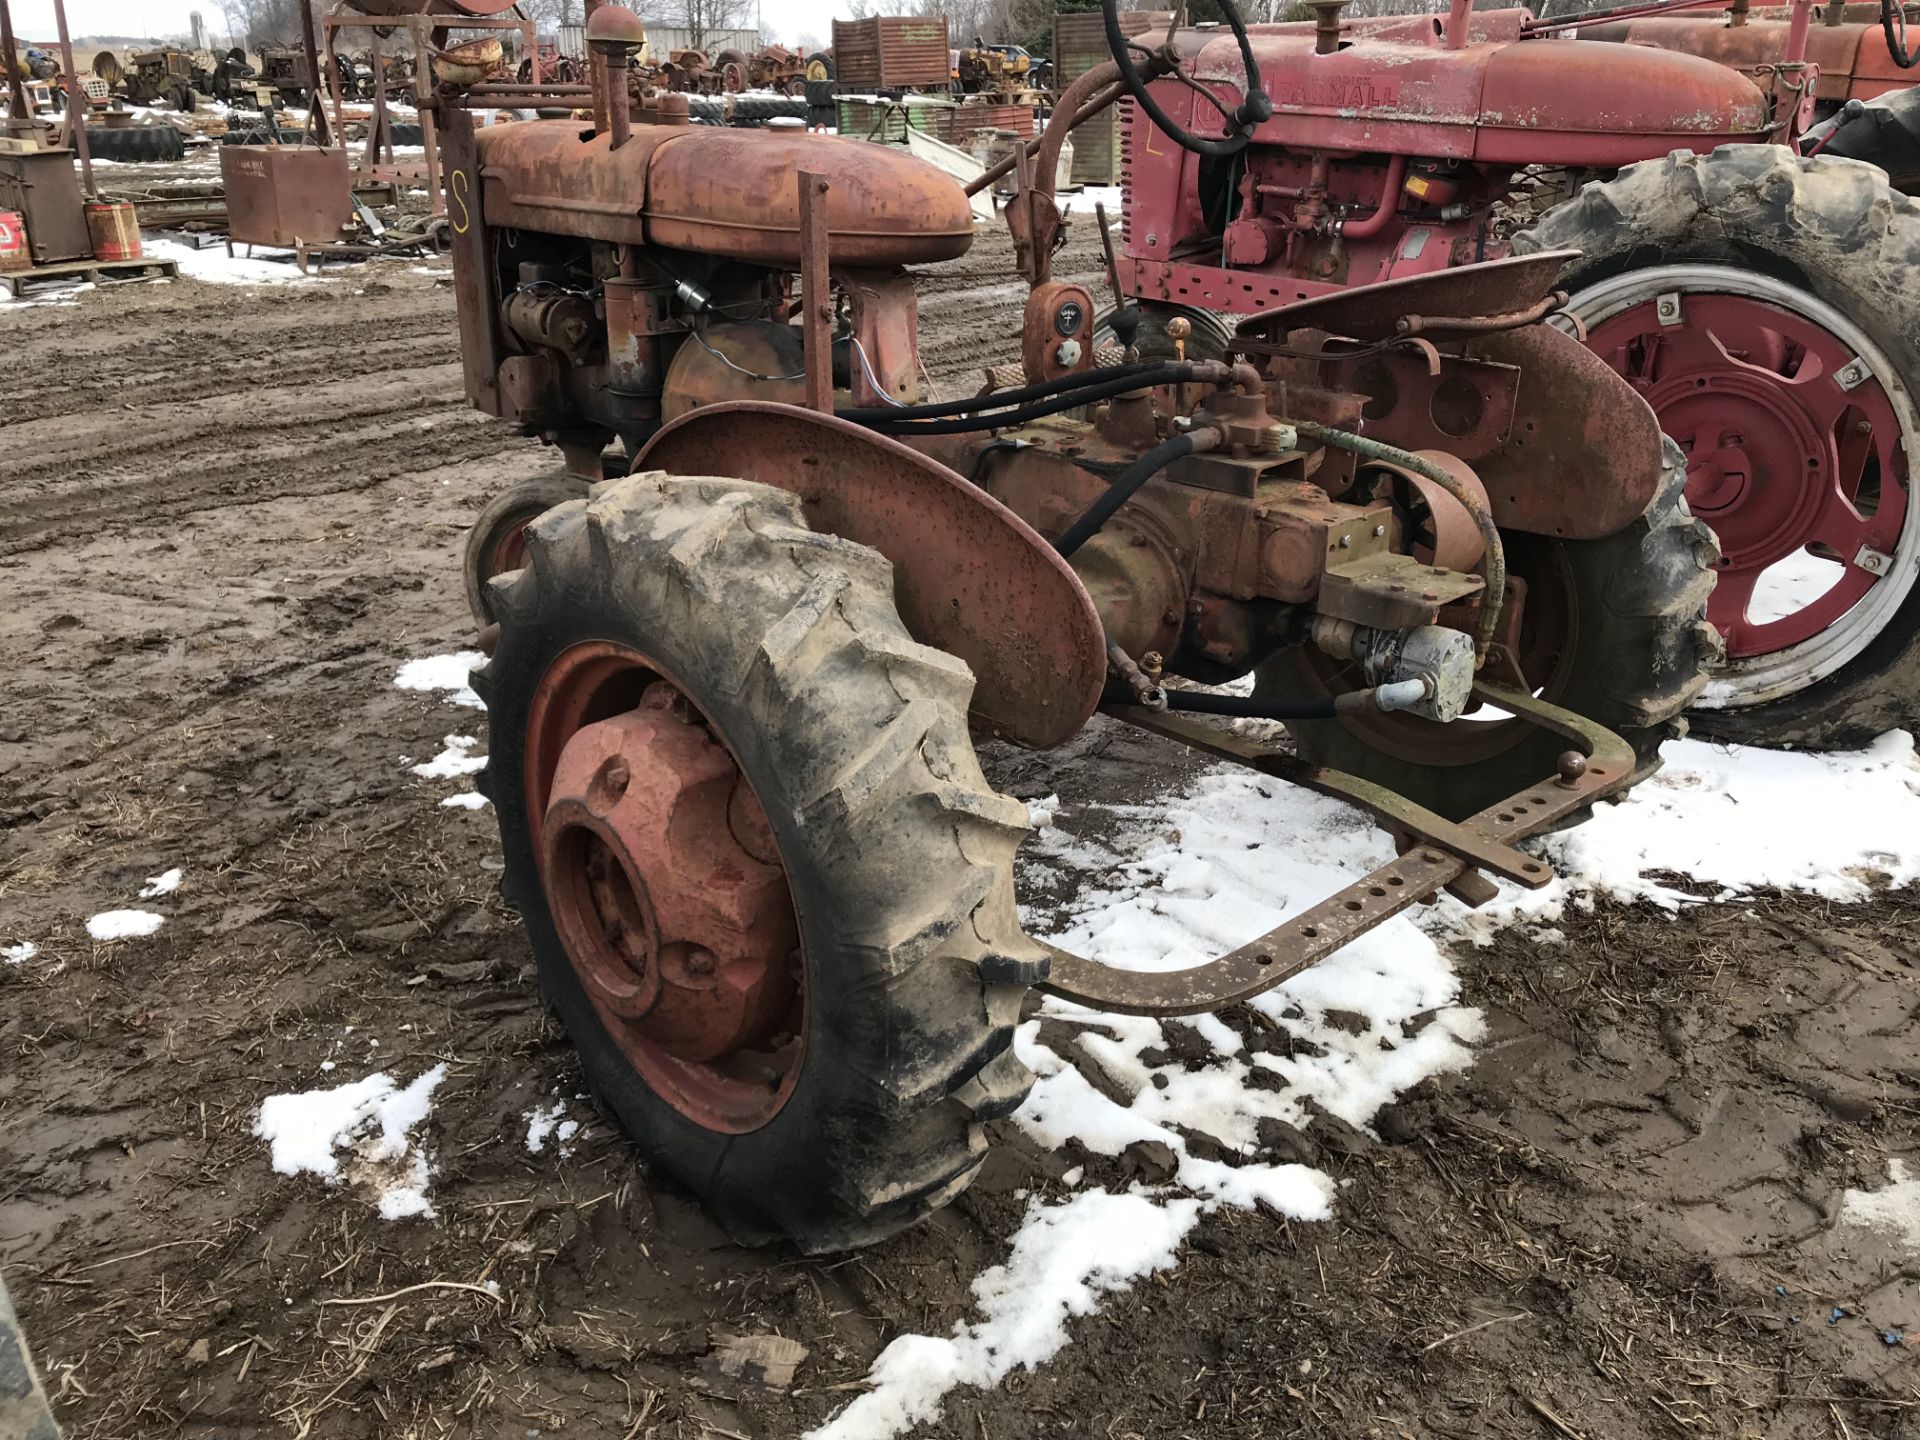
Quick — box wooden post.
[797,171,833,415]
[0,0,31,130]
[51,0,92,197]
[300,0,330,145]
[325,16,348,162]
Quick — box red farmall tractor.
[1578,0,1920,186]
[1085,0,1920,748]
[437,3,1718,1249]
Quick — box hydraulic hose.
[1055,428,1219,557]
[837,361,1196,423]
[1159,686,1338,720]
[1103,680,1433,721]
[861,369,1203,438]
[1102,0,1272,158]
[1294,421,1507,663]
[1884,0,1918,67]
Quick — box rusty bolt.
[685,947,716,976]
[1141,650,1164,675]
[1163,608,1181,625]
[1555,751,1588,788]
[603,759,632,797]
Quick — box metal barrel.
[83,200,142,261]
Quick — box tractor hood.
[473,121,975,267]
[1580,15,1908,103]
[1174,17,1769,166]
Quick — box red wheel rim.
[484,514,534,586]
[1586,290,1910,659]
[525,642,804,1133]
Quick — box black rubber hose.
[1055,431,1200,557]
[837,361,1193,422]
[861,369,1192,438]
[1101,683,1341,721]
[1885,0,1918,68]
[1102,0,1271,158]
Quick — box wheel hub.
[530,648,802,1131]
[1581,280,1912,667]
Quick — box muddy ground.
[2,221,1918,1440]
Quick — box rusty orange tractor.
[434,2,1717,1250]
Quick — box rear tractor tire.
[1258,441,1720,820]
[1518,145,1920,749]
[473,473,1041,1252]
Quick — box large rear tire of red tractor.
[472,473,1040,1252]
[1256,443,1719,820]
[1517,145,1920,749]
[462,473,589,625]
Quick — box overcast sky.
[8,0,846,48]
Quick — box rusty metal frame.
[320,8,538,217]
[1036,682,1635,1016]
[797,171,833,415]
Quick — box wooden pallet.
[0,256,181,299]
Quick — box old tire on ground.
[1257,442,1719,820]
[387,121,424,146]
[474,473,1039,1251]
[1517,145,1920,748]
[463,473,589,625]
[90,124,186,162]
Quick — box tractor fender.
[635,402,1106,748]
[1459,321,1667,541]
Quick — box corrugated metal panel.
[557,23,583,58]
[937,101,1033,147]
[643,26,758,59]
[838,96,1035,147]
[1054,9,1170,183]
[832,16,951,91]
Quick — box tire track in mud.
[0,290,459,426]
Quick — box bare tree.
[217,0,306,50]
[636,0,755,49]
[519,0,581,33]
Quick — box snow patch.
[816,760,1471,1437]
[1056,185,1124,217]
[140,236,329,287]
[808,1191,1201,1440]
[411,734,486,779]
[255,1066,448,1220]
[525,1100,582,1156]
[86,909,165,941]
[1448,730,1920,939]
[395,651,486,709]
[2,942,35,965]
[139,867,183,898]
[441,791,491,810]
[1840,1159,1920,1255]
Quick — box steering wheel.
[1102,0,1273,157]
